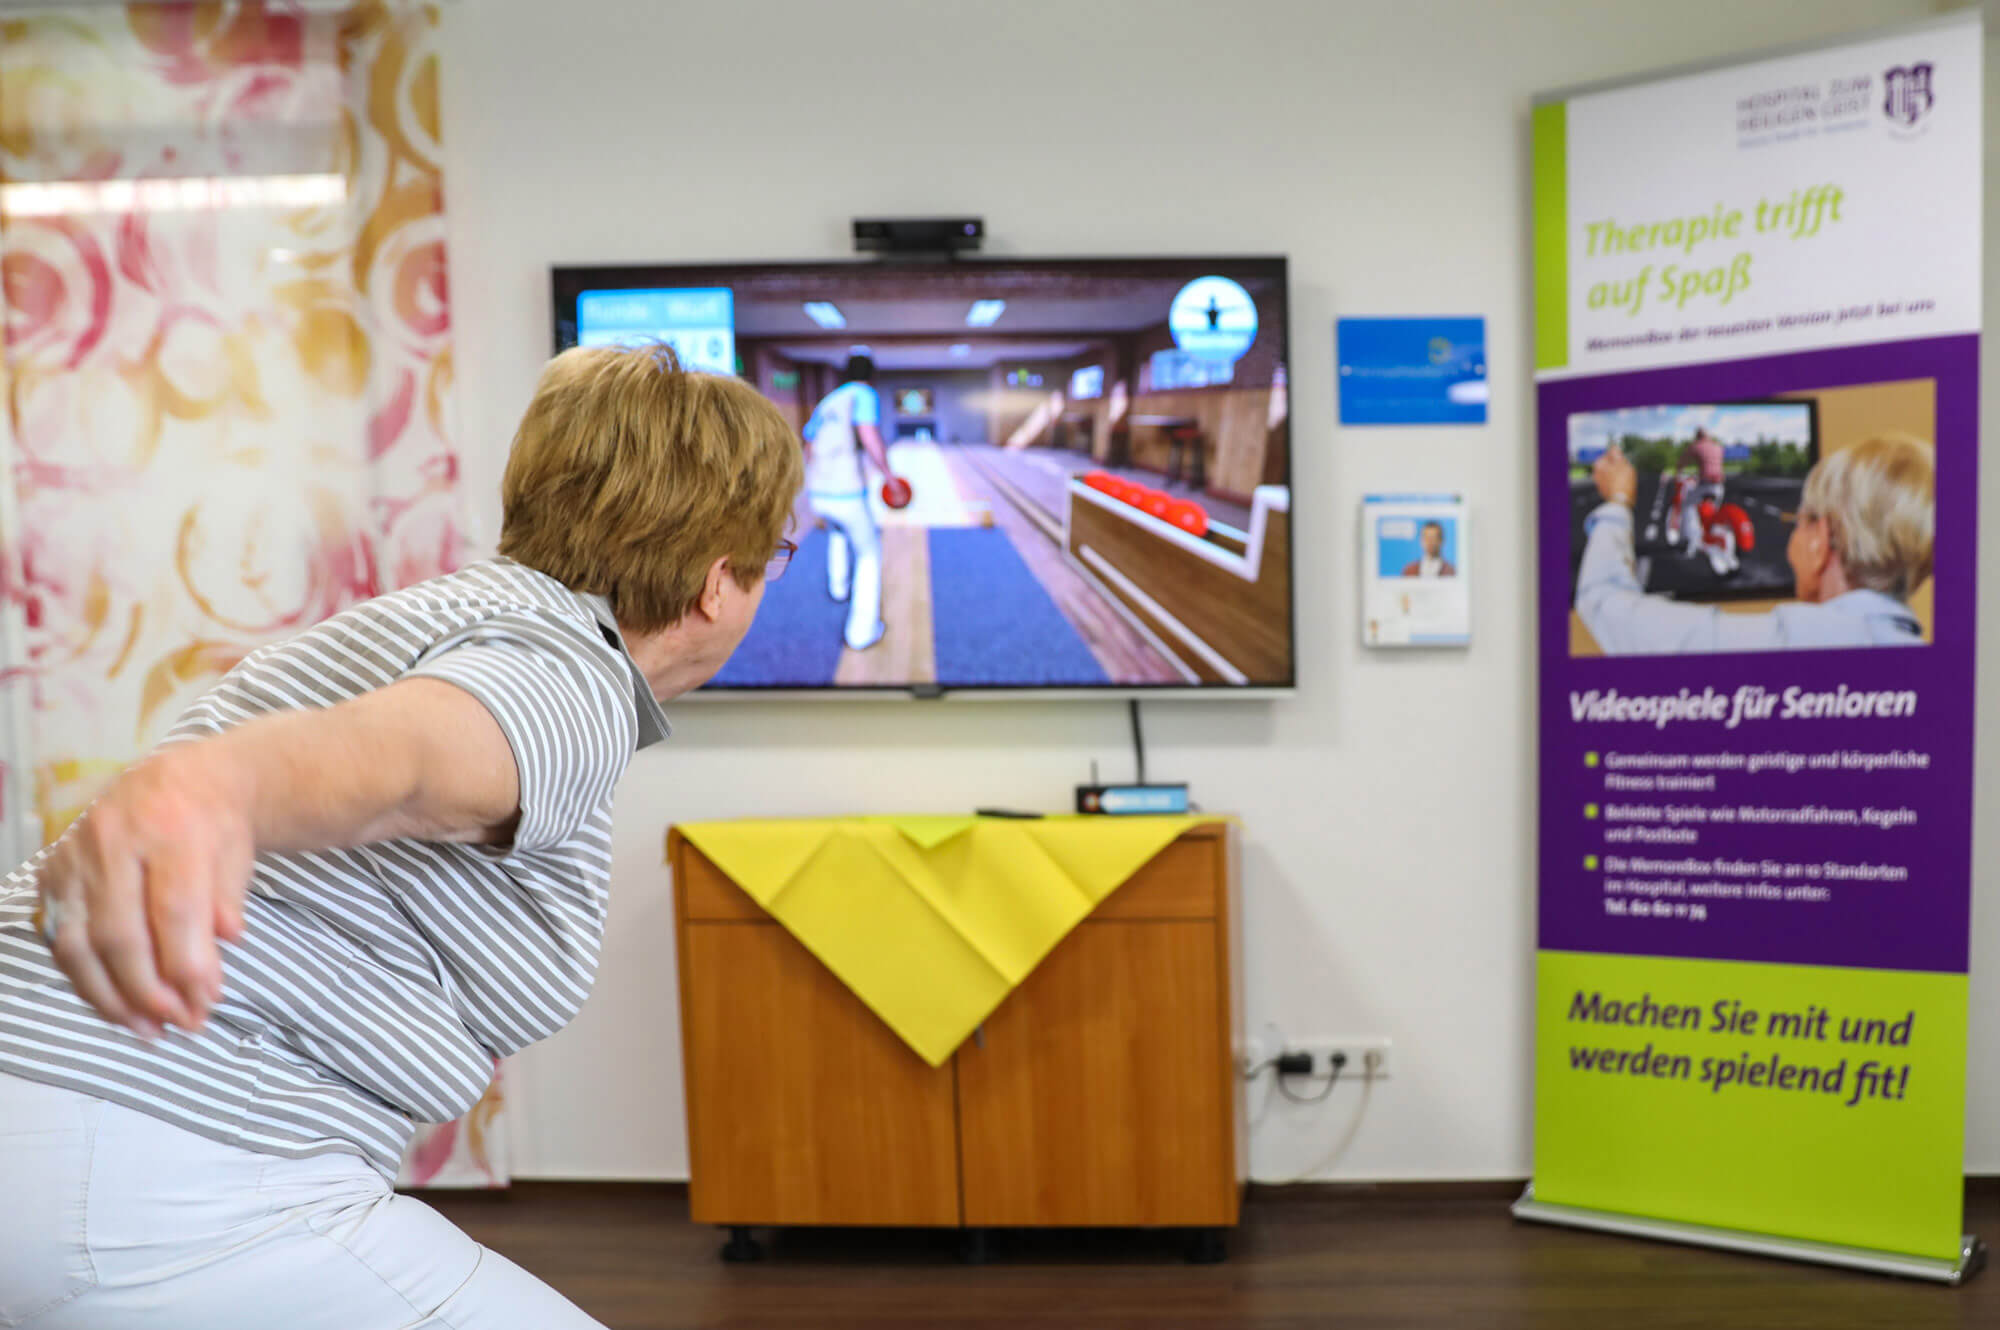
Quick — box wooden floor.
[428,1182,2000,1329]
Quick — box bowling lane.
[834,526,936,686]
[929,528,1107,687]
[945,446,1185,686]
[870,441,992,529]
[734,441,1183,688]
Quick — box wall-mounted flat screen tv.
[553,257,1293,695]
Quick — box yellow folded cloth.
[675,814,1214,1065]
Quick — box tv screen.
[1566,400,1818,601]
[554,257,1293,694]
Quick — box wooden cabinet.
[668,823,1244,1234]
[678,922,961,1226]
[957,919,1233,1227]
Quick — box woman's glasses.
[766,538,799,582]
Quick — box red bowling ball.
[1168,500,1210,537]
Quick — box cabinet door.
[957,920,1236,1227]
[682,921,961,1226]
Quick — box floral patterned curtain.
[0,1,506,1188]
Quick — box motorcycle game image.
[1656,468,1758,579]
[1566,401,1816,602]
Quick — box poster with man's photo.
[1362,493,1469,647]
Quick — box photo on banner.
[1565,378,1937,655]
[1526,11,1981,1280]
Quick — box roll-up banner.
[1524,13,1983,1283]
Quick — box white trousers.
[811,492,884,649]
[0,1073,601,1330]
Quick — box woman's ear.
[1802,514,1842,591]
[1812,515,1840,575]
[698,556,732,622]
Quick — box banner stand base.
[1512,1188,1986,1285]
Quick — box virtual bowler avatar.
[803,350,895,650]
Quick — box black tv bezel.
[549,254,1297,699]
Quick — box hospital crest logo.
[1882,62,1934,133]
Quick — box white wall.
[436,0,1979,1182]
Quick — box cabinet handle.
[974,1024,986,1050]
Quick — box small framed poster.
[1337,317,1488,425]
[1362,493,1471,648]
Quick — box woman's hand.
[33,746,254,1040]
[1594,444,1639,507]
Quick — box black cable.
[1276,1060,1345,1105]
[1129,697,1146,785]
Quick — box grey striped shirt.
[0,559,668,1177]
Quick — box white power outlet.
[1236,1020,1289,1078]
[1294,1037,1391,1080]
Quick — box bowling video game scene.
[554,258,1294,691]
[1565,400,1817,602]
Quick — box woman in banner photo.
[802,349,897,651]
[1576,433,1933,654]
[0,344,801,1329]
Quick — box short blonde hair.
[499,344,803,631]
[1800,433,1934,598]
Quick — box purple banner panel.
[1539,334,1977,976]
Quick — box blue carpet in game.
[929,528,1108,687]
[709,528,846,687]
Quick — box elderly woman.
[1577,432,1933,654]
[0,344,801,1329]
